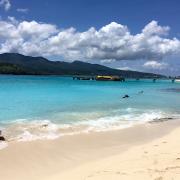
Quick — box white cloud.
[17,8,29,13]
[0,0,11,11]
[117,66,135,71]
[100,59,116,64]
[0,18,180,62]
[143,61,168,70]
[7,16,18,24]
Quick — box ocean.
[0,75,179,146]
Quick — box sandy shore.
[0,120,180,180]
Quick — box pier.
[73,75,125,81]
[72,76,180,83]
[73,76,95,80]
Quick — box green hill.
[0,53,165,78]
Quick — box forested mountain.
[0,53,165,78]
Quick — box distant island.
[0,53,165,78]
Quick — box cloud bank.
[0,0,11,11]
[0,17,180,61]
[143,61,168,70]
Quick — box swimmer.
[122,95,129,98]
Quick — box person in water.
[122,90,144,99]
[122,95,129,98]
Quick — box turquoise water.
[0,75,179,142]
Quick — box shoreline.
[2,113,179,144]
[0,119,180,179]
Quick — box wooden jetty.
[73,75,125,81]
[73,76,95,80]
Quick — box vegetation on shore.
[0,63,28,75]
[0,53,166,78]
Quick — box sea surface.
[0,75,180,147]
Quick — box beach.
[0,76,179,180]
[0,119,180,180]
[0,0,180,178]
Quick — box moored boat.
[95,75,125,81]
[175,79,180,83]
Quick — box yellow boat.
[95,75,125,81]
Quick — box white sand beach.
[0,120,180,180]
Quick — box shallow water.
[0,75,179,142]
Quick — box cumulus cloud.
[0,0,11,11]
[0,17,180,61]
[17,8,29,13]
[143,61,168,70]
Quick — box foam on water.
[63,109,177,132]
[3,120,60,142]
[2,109,179,143]
[16,130,60,142]
[0,142,8,150]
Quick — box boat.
[95,75,125,81]
[175,79,180,83]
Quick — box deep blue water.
[0,75,179,141]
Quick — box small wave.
[67,110,174,132]
[1,109,179,144]
[0,142,8,150]
[3,120,60,142]
[16,130,60,142]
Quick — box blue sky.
[1,0,180,35]
[0,0,180,75]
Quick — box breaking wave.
[1,108,179,147]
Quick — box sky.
[0,0,180,76]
